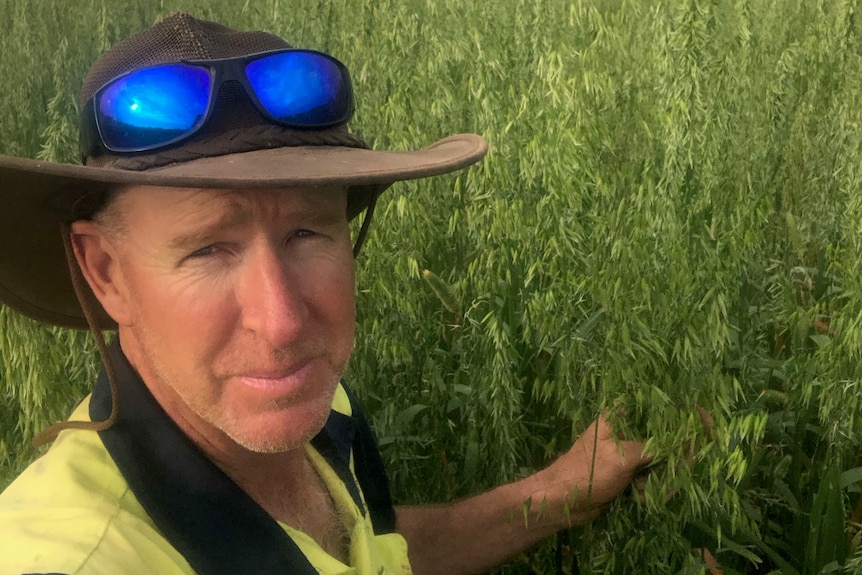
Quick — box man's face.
[94,185,356,454]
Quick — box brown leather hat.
[0,12,487,330]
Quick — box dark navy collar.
[89,338,366,575]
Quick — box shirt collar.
[89,337,361,575]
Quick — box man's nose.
[237,243,307,347]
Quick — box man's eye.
[189,245,217,258]
[294,229,315,239]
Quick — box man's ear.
[69,221,133,326]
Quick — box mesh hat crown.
[81,13,291,105]
[0,12,488,329]
[81,12,370,173]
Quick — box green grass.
[3,0,862,572]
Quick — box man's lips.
[233,359,315,394]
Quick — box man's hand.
[397,409,711,575]
[532,416,650,525]
[397,415,652,574]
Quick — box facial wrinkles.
[113,185,354,455]
[122,186,333,308]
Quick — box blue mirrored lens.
[245,52,349,126]
[97,64,212,151]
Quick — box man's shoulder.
[0,399,192,575]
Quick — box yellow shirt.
[0,383,411,575]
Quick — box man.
[0,13,651,574]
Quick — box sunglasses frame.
[79,49,355,159]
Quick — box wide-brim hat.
[0,13,487,330]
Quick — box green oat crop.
[4,0,862,572]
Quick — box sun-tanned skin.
[70,184,651,574]
[70,185,357,559]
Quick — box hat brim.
[0,133,487,329]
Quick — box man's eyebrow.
[166,209,250,252]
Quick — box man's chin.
[230,435,310,454]
[217,408,331,454]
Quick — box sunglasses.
[79,49,354,158]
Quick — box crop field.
[3,0,862,572]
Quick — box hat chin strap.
[31,224,121,448]
[352,196,377,258]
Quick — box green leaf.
[806,462,846,574]
[396,404,429,427]
[840,466,862,489]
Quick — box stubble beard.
[135,327,344,454]
[192,369,340,454]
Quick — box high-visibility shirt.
[0,340,412,575]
